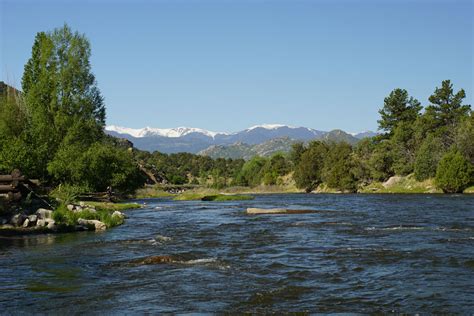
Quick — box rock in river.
[77,218,107,231]
[246,208,318,215]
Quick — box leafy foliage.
[435,151,473,193]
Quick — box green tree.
[368,141,393,181]
[435,150,473,193]
[390,121,418,175]
[378,88,421,135]
[21,24,105,180]
[413,134,445,181]
[293,141,328,192]
[455,114,474,164]
[426,80,470,129]
[322,142,357,192]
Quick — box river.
[1,194,473,313]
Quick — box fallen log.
[246,208,319,215]
[0,184,14,193]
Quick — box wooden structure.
[0,169,26,201]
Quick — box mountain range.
[105,124,377,158]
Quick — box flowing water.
[1,194,473,313]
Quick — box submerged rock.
[132,255,176,265]
[246,208,318,215]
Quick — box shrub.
[435,151,473,193]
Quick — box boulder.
[246,208,318,215]
[36,219,46,227]
[22,218,30,228]
[77,218,107,231]
[382,176,403,188]
[45,219,56,230]
[36,208,53,219]
[28,215,37,225]
[112,211,124,218]
[67,204,75,211]
[0,218,8,225]
[83,207,96,213]
[10,213,27,226]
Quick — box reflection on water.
[0,194,473,313]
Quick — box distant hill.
[322,129,360,145]
[105,124,377,154]
[198,137,298,159]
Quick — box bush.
[50,184,91,204]
[52,203,124,228]
[435,151,473,193]
[414,134,445,181]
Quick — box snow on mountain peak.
[105,125,221,138]
[247,124,295,131]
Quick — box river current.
[1,194,473,313]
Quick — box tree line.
[1,25,472,195]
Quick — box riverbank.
[0,201,141,236]
[135,174,474,198]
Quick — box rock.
[36,208,53,219]
[45,219,56,230]
[132,255,175,265]
[112,211,124,218]
[67,204,75,211]
[382,176,403,188]
[36,219,46,227]
[28,215,37,224]
[74,206,83,213]
[0,218,8,225]
[79,201,86,207]
[10,213,27,226]
[77,218,107,231]
[83,207,96,213]
[246,208,318,215]
[22,218,30,228]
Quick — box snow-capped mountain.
[106,125,222,138]
[105,124,375,153]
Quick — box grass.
[172,189,254,201]
[82,201,141,211]
[53,204,125,228]
[464,186,474,194]
[135,186,175,198]
[358,175,441,194]
[201,194,254,201]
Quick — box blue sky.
[1,0,472,132]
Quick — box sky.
[1,0,473,133]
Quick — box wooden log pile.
[0,169,26,201]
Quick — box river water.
[1,194,473,313]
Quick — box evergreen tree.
[293,141,328,192]
[435,150,473,193]
[322,142,357,192]
[378,88,421,135]
[414,134,445,181]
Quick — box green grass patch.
[201,194,254,201]
[358,175,441,194]
[464,186,474,194]
[135,186,175,198]
[53,204,125,228]
[82,201,141,211]
[173,190,254,201]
